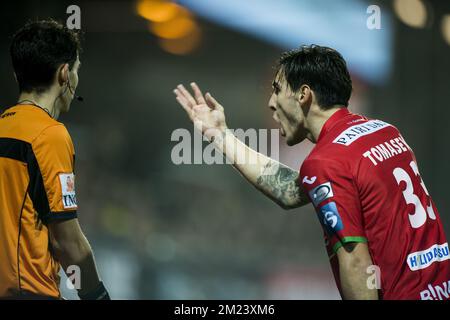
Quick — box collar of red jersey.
[317,107,352,143]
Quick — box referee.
[0,20,109,300]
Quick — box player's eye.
[273,84,281,95]
[271,81,281,94]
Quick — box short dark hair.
[277,45,352,109]
[10,19,81,94]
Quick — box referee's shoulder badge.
[59,173,77,209]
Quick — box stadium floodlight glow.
[442,15,450,46]
[393,0,428,28]
[158,22,201,55]
[135,0,202,55]
[135,0,181,23]
[150,14,197,39]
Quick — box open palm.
[174,83,227,141]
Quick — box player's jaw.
[274,105,306,146]
[283,120,307,146]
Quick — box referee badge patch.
[59,173,77,209]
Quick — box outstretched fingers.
[190,82,207,105]
[176,84,197,108]
[174,88,194,118]
[174,83,223,121]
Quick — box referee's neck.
[17,89,60,119]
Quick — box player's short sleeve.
[31,124,78,223]
[300,158,367,254]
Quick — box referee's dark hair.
[278,45,353,109]
[10,19,81,94]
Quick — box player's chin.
[285,134,296,146]
[285,132,304,146]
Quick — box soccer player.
[174,45,450,300]
[0,20,109,300]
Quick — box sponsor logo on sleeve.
[333,120,391,146]
[309,182,334,207]
[59,173,77,209]
[302,176,317,185]
[407,242,450,271]
[317,202,343,235]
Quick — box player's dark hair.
[10,19,81,94]
[277,45,352,109]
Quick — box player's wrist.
[208,126,229,145]
[78,281,110,300]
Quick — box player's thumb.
[205,92,222,110]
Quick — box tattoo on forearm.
[256,162,307,208]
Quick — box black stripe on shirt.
[0,137,76,223]
[0,138,28,162]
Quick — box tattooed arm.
[213,130,310,210]
[256,161,310,209]
[174,83,310,210]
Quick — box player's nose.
[268,94,277,111]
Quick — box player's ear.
[298,85,312,108]
[57,63,70,87]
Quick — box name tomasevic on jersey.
[300,109,450,300]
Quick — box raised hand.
[173,82,308,209]
[174,82,227,141]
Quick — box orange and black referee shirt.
[0,104,78,298]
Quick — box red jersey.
[299,108,450,300]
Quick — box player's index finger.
[205,92,221,110]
